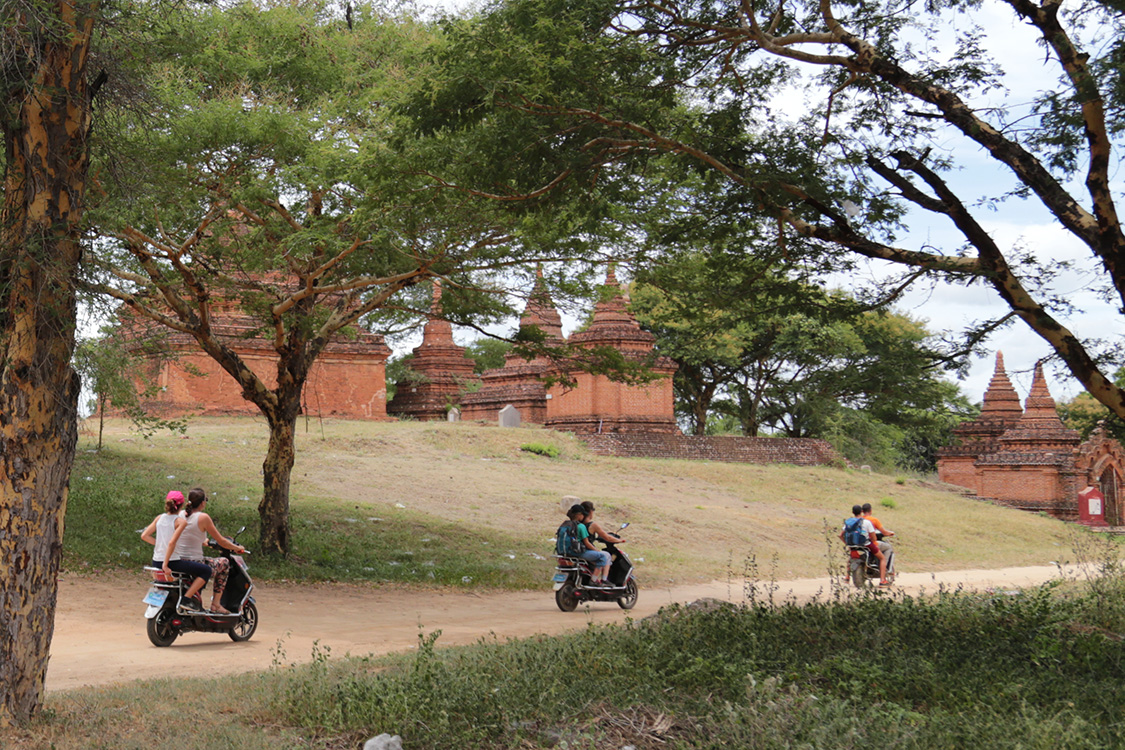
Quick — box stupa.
[543,267,679,434]
[937,356,1125,522]
[936,352,1024,489]
[386,280,481,421]
[459,268,566,423]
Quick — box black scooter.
[142,527,258,646]
[553,523,638,611]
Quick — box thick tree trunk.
[259,405,299,556]
[0,1,94,726]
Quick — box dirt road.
[46,564,1078,693]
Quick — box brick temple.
[114,288,392,420]
[386,280,481,421]
[460,267,678,433]
[936,353,1125,524]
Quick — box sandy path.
[45,564,1078,693]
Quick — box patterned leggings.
[185,557,230,595]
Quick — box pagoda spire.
[979,351,1023,420]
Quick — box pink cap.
[166,490,185,508]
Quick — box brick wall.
[581,433,843,466]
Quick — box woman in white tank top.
[162,487,246,613]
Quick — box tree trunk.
[259,405,299,556]
[0,1,95,726]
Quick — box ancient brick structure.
[459,269,565,424]
[115,295,392,420]
[937,355,1125,523]
[936,352,1025,491]
[544,267,679,434]
[461,267,678,433]
[386,280,481,421]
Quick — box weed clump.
[519,443,560,458]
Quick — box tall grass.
[270,570,1125,749]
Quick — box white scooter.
[142,527,258,646]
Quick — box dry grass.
[79,416,1089,584]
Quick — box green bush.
[519,443,559,458]
[273,579,1125,749]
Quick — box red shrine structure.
[936,353,1125,525]
[460,267,679,433]
[386,280,481,421]
[113,289,392,420]
[459,270,566,424]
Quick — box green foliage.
[406,0,1125,427]
[1059,367,1125,442]
[73,327,189,448]
[628,250,973,470]
[519,443,559,458]
[272,578,1125,748]
[465,337,512,373]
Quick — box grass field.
[67,417,1103,587]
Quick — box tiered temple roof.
[938,352,1024,457]
[976,362,1081,466]
[544,267,679,434]
[386,280,480,421]
[459,268,565,424]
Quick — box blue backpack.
[555,520,582,557]
[843,517,868,546]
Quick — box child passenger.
[572,504,612,587]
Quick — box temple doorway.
[1098,467,1121,525]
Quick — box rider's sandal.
[879,580,892,587]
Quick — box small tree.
[73,327,188,450]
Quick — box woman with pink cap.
[141,490,186,573]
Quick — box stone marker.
[499,404,521,427]
[447,407,460,422]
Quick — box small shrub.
[520,443,559,458]
[895,477,906,485]
[881,498,897,509]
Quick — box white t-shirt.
[152,514,179,562]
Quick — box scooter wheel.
[555,581,579,612]
[617,579,638,610]
[228,600,258,642]
[850,563,866,589]
[146,607,179,647]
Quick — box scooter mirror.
[619,522,630,530]
[236,526,247,535]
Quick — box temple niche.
[460,267,679,434]
[114,288,392,420]
[386,280,482,421]
[937,354,1125,524]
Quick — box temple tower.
[459,269,565,423]
[973,362,1083,511]
[936,352,1024,492]
[544,267,679,434]
[386,280,481,421]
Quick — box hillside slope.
[75,417,1093,585]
